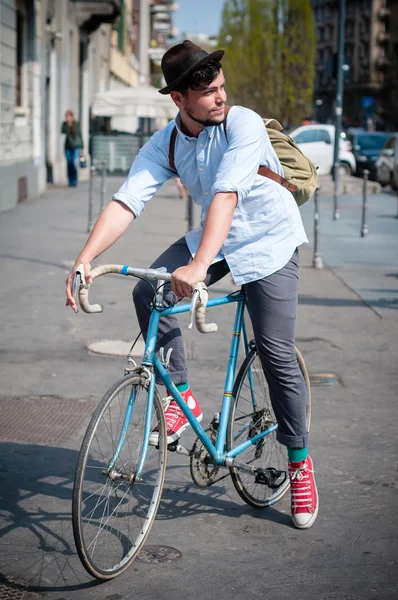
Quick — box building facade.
[0,0,141,212]
[148,0,177,87]
[110,0,139,89]
[312,0,396,130]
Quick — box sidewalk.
[0,179,397,600]
[300,183,398,319]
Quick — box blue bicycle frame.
[126,287,278,477]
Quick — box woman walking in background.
[61,110,84,187]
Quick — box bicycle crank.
[189,426,229,488]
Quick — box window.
[319,129,331,144]
[356,134,389,151]
[16,9,24,106]
[118,0,125,53]
[294,130,320,144]
[294,129,331,144]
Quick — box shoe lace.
[164,402,184,430]
[289,462,314,509]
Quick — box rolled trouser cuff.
[276,430,308,449]
[155,367,188,387]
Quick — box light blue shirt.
[113,105,308,285]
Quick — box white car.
[375,133,398,190]
[288,124,356,176]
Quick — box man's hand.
[171,262,208,298]
[65,261,93,312]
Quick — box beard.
[186,108,224,127]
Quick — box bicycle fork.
[105,367,155,483]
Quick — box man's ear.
[170,90,183,108]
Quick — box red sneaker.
[149,387,203,445]
[288,455,319,529]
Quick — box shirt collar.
[175,113,216,141]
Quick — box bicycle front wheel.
[72,374,167,580]
[227,345,311,509]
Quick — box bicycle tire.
[72,374,167,579]
[227,345,311,509]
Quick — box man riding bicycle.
[66,40,318,529]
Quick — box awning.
[91,84,178,120]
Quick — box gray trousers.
[133,237,308,448]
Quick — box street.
[0,177,397,600]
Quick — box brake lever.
[188,287,201,330]
[72,264,87,314]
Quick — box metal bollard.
[395,189,398,220]
[186,194,194,232]
[313,186,323,269]
[87,161,96,233]
[100,160,107,212]
[360,170,369,237]
[333,161,340,220]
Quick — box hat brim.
[158,49,225,95]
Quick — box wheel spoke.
[72,377,167,579]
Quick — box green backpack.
[168,106,318,206]
[262,117,318,206]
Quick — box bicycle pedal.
[167,440,179,451]
[167,440,190,456]
[254,467,287,489]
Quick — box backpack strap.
[223,105,231,138]
[258,165,297,192]
[168,126,178,173]
[222,106,297,193]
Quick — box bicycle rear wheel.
[227,345,311,508]
[72,374,167,580]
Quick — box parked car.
[375,133,398,189]
[346,131,390,179]
[288,124,356,176]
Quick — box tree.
[218,0,316,127]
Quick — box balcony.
[375,55,390,70]
[72,0,120,33]
[152,21,172,33]
[378,7,391,20]
[377,31,390,44]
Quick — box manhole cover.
[88,339,146,357]
[136,545,182,564]
[309,373,341,387]
[0,396,98,444]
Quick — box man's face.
[172,69,227,127]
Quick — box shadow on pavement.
[0,442,100,593]
[0,442,291,593]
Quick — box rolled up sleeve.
[112,131,174,218]
[211,110,268,205]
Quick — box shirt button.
[199,143,203,147]
[205,192,209,196]
[199,168,203,172]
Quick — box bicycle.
[71,263,311,580]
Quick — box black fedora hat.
[159,40,224,95]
